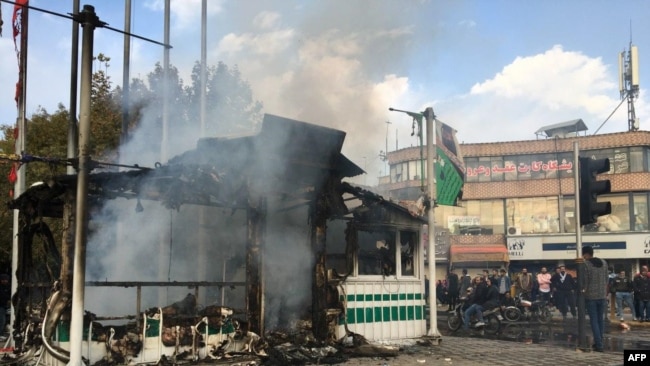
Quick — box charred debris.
[5,114,425,365]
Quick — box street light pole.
[389,107,441,339]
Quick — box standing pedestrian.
[458,269,472,301]
[489,269,499,288]
[537,267,552,303]
[515,268,533,299]
[580,245,608,352]
[553,265,576,320]
[632,266,650,322]
[496,269,511,305]
[446,268,460,312]
[0,274,10,338]
[611,270,636,321]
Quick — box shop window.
[465,157,478,183]
[504,158,517,181]
[633,194,648,231]
[478,157,492,182]
[490,157,504,182]
[612,148,630,174]
[629,147,645,172]
[463,199,504,234]
[516,156,531,180]
[596,195,630,232]
[506,197,559,234]
[409,160,421,181]
[562,197,576,233]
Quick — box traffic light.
[579,157,611,226]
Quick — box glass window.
[530,154,551,180]
[478,157,492,182]
[460,199,503,234]
[392,162,405,182]
[562,197,576,233]
[612,148,630,174]
[506,197,559,234]
[358,230,397,276]
[599,195,630,232]
[399,230,417,277]
[490,157,504,182]
[465,157,478,183]
[630,147,644,172]
[557,153,575,178]
[409,160,423,181]
[504,158,517,181]
[584,149,614,174]
[516,156,531,180]
[633,193,648,231]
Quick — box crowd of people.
[432,259,650,334]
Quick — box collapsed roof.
[9,114,364,215]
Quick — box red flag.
[12,0,28,46]
[13,0,28,106]
[8,164,17,184]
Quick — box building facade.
[376,128,650,279]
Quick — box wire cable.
[593,97,626,135]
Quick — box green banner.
[435,147,463,205]
[435,121,464,206]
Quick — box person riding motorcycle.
[463,276,489,329]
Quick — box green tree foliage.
[186,61,263,136]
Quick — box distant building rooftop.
[535,119,588,138]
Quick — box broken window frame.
[352,226,419,280]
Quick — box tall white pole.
[389,107,441,340]
[11,0,29,341]
[424,107,441,338]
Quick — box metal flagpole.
[11,0,29,343]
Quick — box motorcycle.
[447,297,501,334]
[502,293,553,324]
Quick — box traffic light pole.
[573,141,589,351]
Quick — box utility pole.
[389,107,441,341]
[69,6,104,366]
[573,141,588,351]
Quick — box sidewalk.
[336,336,625,366]
[334,304,643,366]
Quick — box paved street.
[332,307,650,366]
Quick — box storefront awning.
[449,243,509,264]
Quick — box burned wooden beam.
[246,196,266,335]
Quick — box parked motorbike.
[502,293,552,324]
[447,297,501,334]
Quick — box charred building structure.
[6,115,428,365]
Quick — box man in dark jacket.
[612,270,636,321]
[458,269,472,299]
[462,277,488,329]
[581,246,608,352]
[633,265,650,321]
[552,265,576,320]
[0,274,11,337]
[446,268,460,311]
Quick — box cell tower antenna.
[617,28,640,132]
